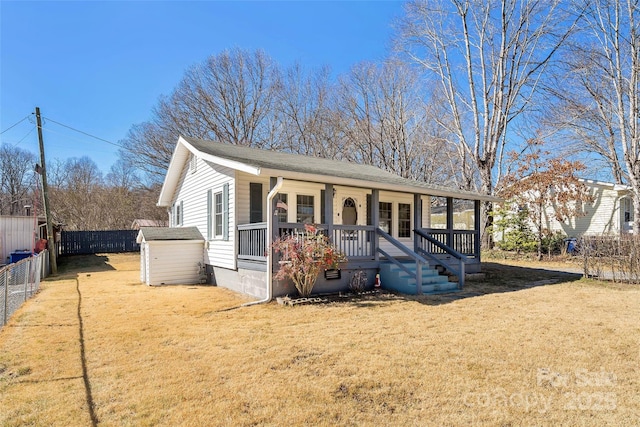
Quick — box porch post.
[446,197,454,247]
[413,193,422,253]
[474,199,481,262]
[372,189,380,261]
[269,177,279,273]
[324,183,334,241]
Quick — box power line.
[0,114,31,134]
[42,116,125,149]
[13,126,36,147]
[41,126,119,154]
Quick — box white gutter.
[242,176,284,306]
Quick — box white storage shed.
[136,227,205,286]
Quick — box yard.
[0,253,638,426]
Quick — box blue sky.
[0,0,404,174]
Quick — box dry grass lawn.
[0,253,638,426]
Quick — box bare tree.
[274,63,344,159]
[118,120,176,185]
[336,60,458,183]
[398,0,581,242]
[549,0,639,231]
[119,49,465,191]
[119,48,280,184]
[106,158,139,191]
[49,157,104,230]
[0,144,37,215]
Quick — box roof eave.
[158,136,261,207]
[258,168,501,202]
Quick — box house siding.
[172,156,236,270]
[543,183,626,237]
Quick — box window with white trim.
[398,203,411,238]
[276,193,288,223]
[173,200,183,226]
[379,202,392,234]
[624,197,634,222]
[214,191,223,237]
[296,195,314,223]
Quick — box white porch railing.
[237,223,478,268]
[238,223,376,261]
[237,222,268,261]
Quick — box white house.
[541,179,634,237]
[155,136,499,299]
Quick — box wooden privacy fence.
[60,230,140,255]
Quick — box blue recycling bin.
[564,238,577,254]
[10,250,33,263]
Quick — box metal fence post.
[23,261,29,303]
[2,269,7,326]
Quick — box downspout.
[242,176,284,306]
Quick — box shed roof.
[131,219,169,229]
[136,226,204,243]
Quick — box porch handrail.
[414,228,466,289]
[423,228,478,257]
[375,227,429,295]
[237,222,267,231]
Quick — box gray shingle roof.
[182,136,499,201]
[138,226,203,241]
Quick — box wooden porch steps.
[379,261,459,295]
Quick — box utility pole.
[35,107,57,275]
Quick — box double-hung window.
[173,201,183,226]
[276,193,288,223]
[398,203,411,238]
[214,192,223,237]
[379,202,392,234]
[207,183,229,240]
[296,195,314,223]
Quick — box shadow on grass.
[401,262,583,307]
[47,255,116,281]
[323,262,584,308]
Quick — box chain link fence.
[0,250,50,327]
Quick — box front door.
[342,197,357,225]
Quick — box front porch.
[239,223,479,295]
[236,182,485,295]
[239,223,479,267]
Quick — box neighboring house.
[540,179,633,237]
[131,219,169,230]
[0,215,46,265]
[156,136,499,298]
